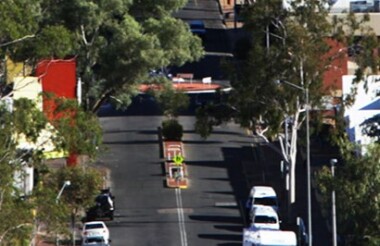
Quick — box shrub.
[162,119,183,141]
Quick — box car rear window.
[254,216,277,224]
[85,223,104,230]
[255,197,277,206]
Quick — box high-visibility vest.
[173,155,184,165]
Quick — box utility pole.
[331,158,338,246]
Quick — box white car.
[246,186,279,212]
[250,205,280,230]
[82,221,110,242]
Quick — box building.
[342,75,380,151]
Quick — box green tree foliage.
[53,166,103,214]
[46,95,102,159]
[0,0,41,49]
[0,99,48,244]
[150,84,190,118]
[162,119,183,141]
[316,142,380,245]
[1,0,204,112]
[51,166,103,241]
[31,179,69,242]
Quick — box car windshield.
[254,216,277,224]
[85,223,104,230]
[255,197,277,206]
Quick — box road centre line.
[175,188,188,246]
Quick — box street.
[97,113,253,245]
[96,99,332,246]
[94,0,332,244]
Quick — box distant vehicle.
[350,0,374,12]
[82,236,110,246]
[82,221,110,243]
[243,228,297,246]
[188,20,206,38]
[297,217,309,246]
[249,205,281,230]
[246,186,279,212]
[86,189,115,221]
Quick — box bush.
[162,119,183,141]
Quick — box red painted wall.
[35,59,77,121]
[323,39,347,92]
[35,59,78,166]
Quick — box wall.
[35,59,77,121]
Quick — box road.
[94,0,332,244]
[96,94,333,246]
[97,112,257,245]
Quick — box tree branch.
[80,25,88,46]
[0,35,35,48]
[0,223,32,243]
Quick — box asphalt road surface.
[97,114,256,245]
[96,93,332,245]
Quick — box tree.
[0,99,48,244]
[1,0,204,112]
[195,0,378,219]
[0,0,41,49]
[51,166,103,243]
[45,95,103,161]
[316,141,380,245]
[150,83,190,118]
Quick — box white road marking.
[175,188,188,246]
[215,202,237,207]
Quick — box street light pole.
[330,158,338,246]
[305,86,312,246]
[55,180,71,246]
[56,180,71,204]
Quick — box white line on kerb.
[175,188,188,246]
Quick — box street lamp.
[277,78,312,246]
[56,180,71,204]
[55,180,71,246]
[330,158,338,246]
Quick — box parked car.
[188,20,206,38]
[249,205,281,230]
[297,217,309,246]
[82,221,110,243]
[86,189,115,221]
[246,186,279,212]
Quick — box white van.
[246,186,279,212]
[249,205,280,230]
[243,228,297,246]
